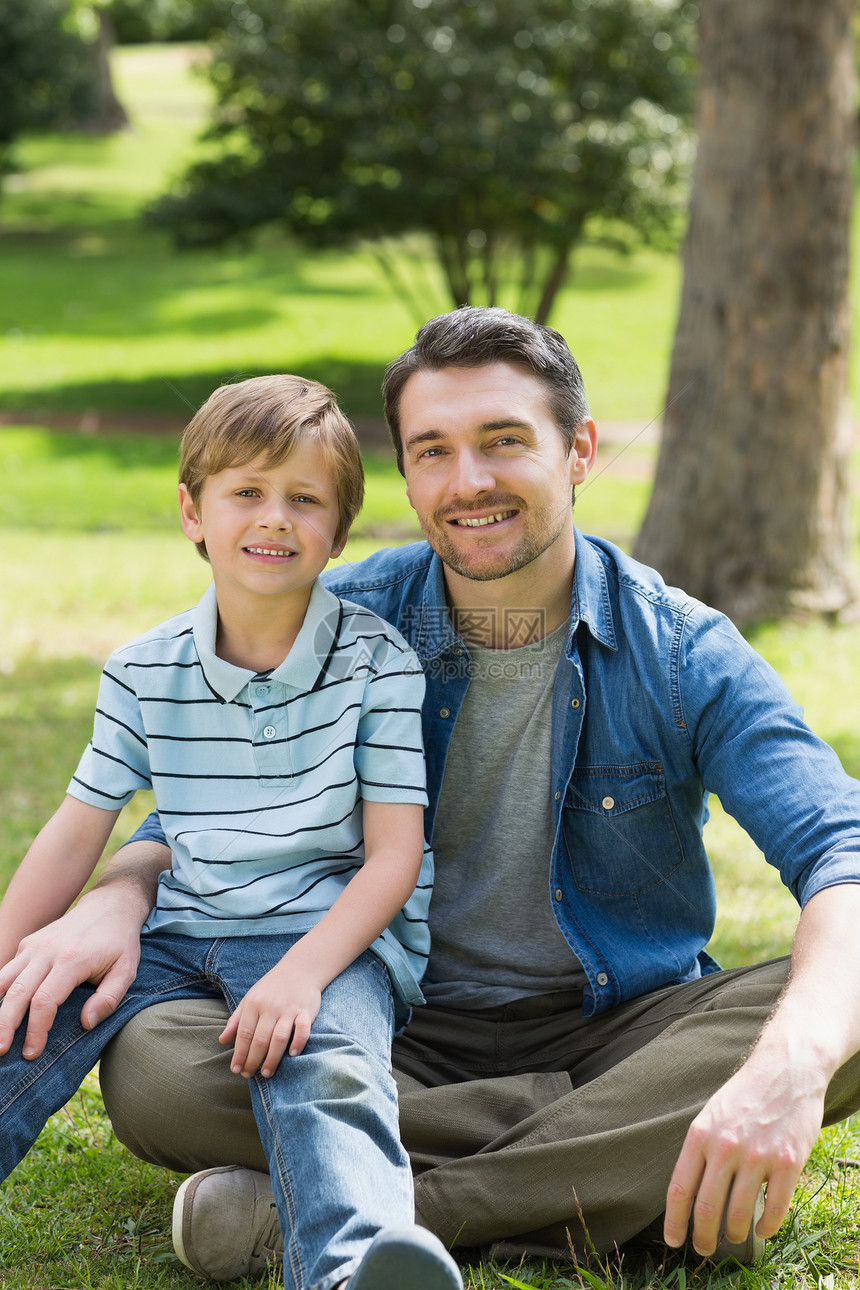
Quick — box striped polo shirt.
[68,579,432,1013]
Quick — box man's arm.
[0,823,170,1059]
[664,882,860,1255]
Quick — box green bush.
[109,0,230,44]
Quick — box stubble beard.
[420,497,572,582]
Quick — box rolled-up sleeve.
[679,607,860,905]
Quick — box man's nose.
[450,449,495,498]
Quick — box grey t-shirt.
[424,620,586,1008]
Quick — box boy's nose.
[257,496,293,529]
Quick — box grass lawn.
[1,40,859,1290]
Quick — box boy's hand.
[219,960,323,1079]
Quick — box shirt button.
[596,972,609,987]
[439,707,450,718]
[571,698,580,709]
[554,790,561,801]
[256,685,269,697]
[602,796,615,810]
[262,725,277,740]
[554,888,563,901]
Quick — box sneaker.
[711,1187,766,1266]
[349,1227,463,1290]
[172,1165,283,1281]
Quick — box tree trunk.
[534,240,573,326]
[634,0,856,627]
[88,9,129,133]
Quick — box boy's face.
[178,439,346,605]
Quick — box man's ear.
[178,483,204,545]
[569,418,598,484]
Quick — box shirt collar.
[409,554,462,660]
[191,580,344,703]
[570,528,617,650]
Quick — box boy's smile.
[178,439,345,613]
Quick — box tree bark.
[88,9,129,133]
[534,240,573,326]
[634,0,857,627]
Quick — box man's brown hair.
[383,306,590,474]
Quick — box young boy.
[0,375,463,1290]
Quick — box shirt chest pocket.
[562,764,683,896]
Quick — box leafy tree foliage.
[0,0,97,171]
[109,0,230,45]
[149,0,697,322]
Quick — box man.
[2,308,860,1283]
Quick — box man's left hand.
[663,1047,826,1254]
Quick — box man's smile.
[450,510,518,528]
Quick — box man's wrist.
[88,869,155,924]
[747,1006,842,1090]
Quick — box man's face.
[400,363,594,583]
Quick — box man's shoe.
[172,1165,283,1281]
[711,1188,766,1266]
[349,1227,463,1290]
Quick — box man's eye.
[418,447,444,459]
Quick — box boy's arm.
[221,799,425,1078]
[0,796,123,1056]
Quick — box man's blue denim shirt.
[131,532,860,1017]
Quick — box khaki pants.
[99,957,860,1258]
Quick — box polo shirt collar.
[191,580,344,703]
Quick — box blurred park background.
[1,2,860,1287]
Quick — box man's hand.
[665,884,860,1256]
[219,959,323,1080]
[0,840,166,1061]
[663,1052,826,1255]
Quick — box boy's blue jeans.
[0,931,412,1290]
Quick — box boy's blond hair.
[180,374,364,559]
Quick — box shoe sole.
[171,1173,199,1274]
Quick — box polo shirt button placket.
[252,683,289,779]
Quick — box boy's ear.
[329,532,348,561]
[178,483,204,545]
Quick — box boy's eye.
[292,494,318,505]
[236,488,259,497]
